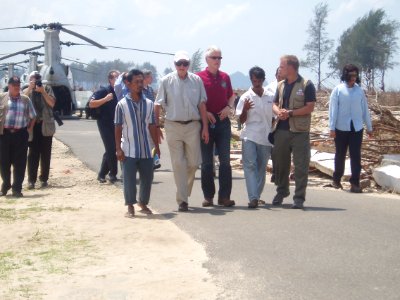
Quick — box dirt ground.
[0,139,221,300]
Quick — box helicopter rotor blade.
[0,40,44,43]
[60,27,107,49]
[0,45,43,61]
[69,67,96,74]
[61,57,91,66]
[105,45,174,56]
[61,24,114,30]
[0,24,45,31]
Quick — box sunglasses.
[209,56,222,60]
[175,61,190,67]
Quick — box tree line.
[302,3,399,91]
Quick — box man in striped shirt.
[114,69,160,218]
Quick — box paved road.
[56,119,400,300]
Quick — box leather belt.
[174,120,193,125]
[4,127,27,133]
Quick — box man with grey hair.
[197,46,235,207]
[155,51,209,212]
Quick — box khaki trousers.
[164,120,202,204]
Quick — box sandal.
[138,203,153,215]
[125,206,135,218]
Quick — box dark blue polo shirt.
[92,85,118,123]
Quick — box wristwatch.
[288,110,294,117]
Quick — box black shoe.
[331,181,343,189]
[41,181,48,188]
[291,203,304,209]
[97,176,106,183]
[108,175,118,183]
[0,190,7,196]
[178,202,189,212]
[350,184,362,193]
[28,182,35,190]
[272,194,285,206]
[153,163,161,170]
[12,191,23,198]
[248,199,259,209]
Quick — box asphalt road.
[56,118,400,300]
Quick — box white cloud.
[175,3,249,37]
[132,0,172,17]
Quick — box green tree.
[163,67,173,76]
[189,49,203,73]
[330,9,399,91]
[302,2,334,90]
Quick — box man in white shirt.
[155,51,209,212]
[236,67,274,208]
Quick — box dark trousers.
[28,122,53,184]
[97,120,118,178]
[274,129,310,204]
[333,127,363,186]
[0,129,29,193]
[201,117,232,200]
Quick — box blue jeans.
[123,157,153,205]
[201,117,232,200]
[242,139,272,201]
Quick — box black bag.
[85,94,101,120]
[268,132,275,145]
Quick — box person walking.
[197,46,235,207]
[115,69,160,218]
[329,64,373,193]
[0,76,36,197]
[89,70,120,183]
[236,67,274,208]
[23,71,56,189]
[272,55,316,209]
[155,51,209,212]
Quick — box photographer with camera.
[23,71,56,189]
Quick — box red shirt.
[197,68,233,114]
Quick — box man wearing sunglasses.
[155,51,209,212]
[197,46,235,208]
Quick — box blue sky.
[1,0,400,89]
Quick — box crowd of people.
[0,46,373,217]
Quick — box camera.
[34,74,42,87]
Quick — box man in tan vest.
[272,55,316,209]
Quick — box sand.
[0,139,221,299]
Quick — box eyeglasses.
[208,56,222,60]
[175,61,190,67]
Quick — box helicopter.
[0,23,112,115]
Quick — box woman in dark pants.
[328,64,373,193]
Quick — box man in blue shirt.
[329,64,373,193]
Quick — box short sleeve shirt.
[197,68,233,114]
[92,85,118,123]
[155,71,207,122]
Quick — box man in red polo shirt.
[197,46,235,207]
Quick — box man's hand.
[116,149,125,162]
[329,130,336,138]
[278,109,289,120]
[243,98,254,112]
[218,106,231,121]
[207,112,216,125]
[201,127,209,144]
[34,85,45,94]
[105,93,114,102]
[367,130,373,139]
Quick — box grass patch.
[0,208,16,221]
[0,251,19,279]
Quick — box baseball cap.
[174,50,190,62]
[8,76,21,85]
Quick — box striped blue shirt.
[329,83,372,132]
[114,93,155,159]
[4,94,36,129]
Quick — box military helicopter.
[0,23,112,115]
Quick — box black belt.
[4,127,27,133]
[174,120,193,125]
